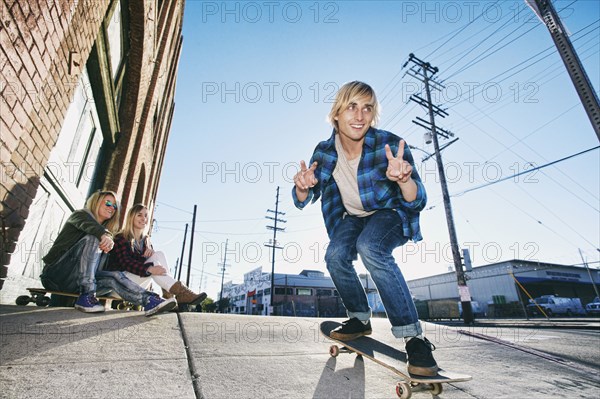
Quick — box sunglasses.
[104,200,118,210]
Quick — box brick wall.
[107,0,184,213]
[0,0,184,300]
[1,0,109,289]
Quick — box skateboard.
[15,287,141,311]
[320,321,471,399]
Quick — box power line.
[423,0,496,61]
[155,201,193,215]
[452,145,600,197]
[446,15,541,79]
[437,34,599,215]
[450,93,600,214]
[441,8,525,78]
[443,1,580,80]
[444,19,600,111]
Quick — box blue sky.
[151,0,600,299]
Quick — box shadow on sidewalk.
[0,305,154,364]
[313,355,366,398]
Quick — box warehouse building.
[408,259,600,318]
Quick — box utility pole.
[264,186,286,315]
[580,249,600,300]
[218,239,229,312]
[200,262,206,293]
[526,0,600,140]
[186,205,197,287]
[405,53,474,324]
[177,223,188,281]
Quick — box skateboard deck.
[16,288,140,311]
[320,321,471,398]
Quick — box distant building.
[219,267,352,317]
[219,260,600,319]
[1,1,185,303]
[409,259,600,318]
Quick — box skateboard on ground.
[320,321,471,398]
[15,287,141,311]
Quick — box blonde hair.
[328,81,380,130]
[85,190,120,234]
[119,203,148,251]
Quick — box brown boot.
[161,288,174,299]
[169,281,207,305]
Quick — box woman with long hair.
[106,203,206,305]
[41,190,176,315]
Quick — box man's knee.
[356,237,380,258]
[324,242,345,264]
[325,242,358,268]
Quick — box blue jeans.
[96,271,152,306]
[325,210,421,338]
[41,236,152,306]
[41,235,103,294]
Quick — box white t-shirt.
[333,134,376,218]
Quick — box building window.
[264,288,271,296]
[87,0,129,133]
[275,288,293,295]
[107,0,123,81]
[297,288,313,296]
[317,289,332,297]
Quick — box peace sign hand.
[385,140,413,183]
[294,160,318,191]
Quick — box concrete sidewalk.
[1,305,599,399]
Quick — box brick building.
[219,267,381,318]
[0,0,185,303]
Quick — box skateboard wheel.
[396,382,412,399]
[430,383,443,395]
[16,295,31,306]
[35,296,50,307]
[329,345,340,357]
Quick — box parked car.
[585,297,600,315]
[527,295,586,317]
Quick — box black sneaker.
[406,337,439,376]
[329,318,372,341]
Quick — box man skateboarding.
[292,81,438,377]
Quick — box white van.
[527,295,586,316]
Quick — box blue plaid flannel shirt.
[292,127,427,241]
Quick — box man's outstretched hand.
[294,160,318,190]
[385,140,412,183]
[294,160,318,202]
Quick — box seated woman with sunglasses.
[41,190,177,316]
[106,203,207,306]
